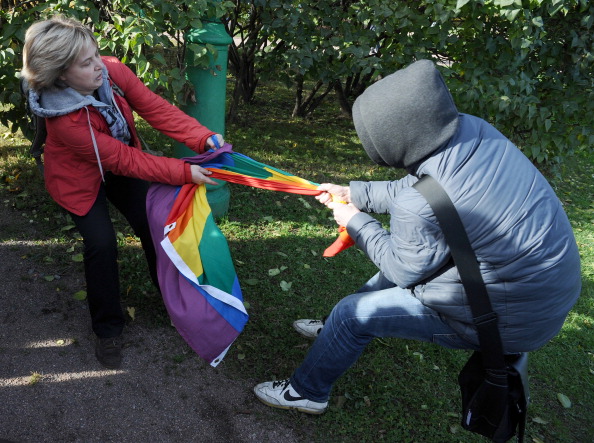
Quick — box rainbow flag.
[145,146,354,366]
[194,144,355,256]
[146,167,247,366]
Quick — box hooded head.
[352,59,459,169]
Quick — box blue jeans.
[290,272,477,402]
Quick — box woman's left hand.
[206,134,224,150]
[190,164,217,185]
[328,201,360,227]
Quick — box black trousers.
[69,174,158,338]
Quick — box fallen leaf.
[268,268,281,276]
[297,197,312,209]
[127,306,136,321]
[280,280,292,291]
[244,279,259,286]
[72,253,84,262]
[557,393,572,408]
[532,417,548,425]
[73,290,87,300]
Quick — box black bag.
[413,176,530,443]
[459,351,529,443]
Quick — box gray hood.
[352,59,459,169]
[27,66,113,118]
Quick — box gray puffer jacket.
[347,61,581,353]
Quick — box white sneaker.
[253,379,328,414]
[293,319,323,339]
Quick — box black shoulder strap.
[30,115,47,174]
[413,175,505,370]
[110,79,124,97]
[20,78,46,174]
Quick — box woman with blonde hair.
[21,15,224,369]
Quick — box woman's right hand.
[315,183,351,207]
[190,164,218,185]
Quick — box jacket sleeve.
[104,57,215,153]
[48,110,191,185]
[350,174,418,213]
[347,178,451,288]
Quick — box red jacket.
[42,57,215,215]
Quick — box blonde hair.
[21,15,98,91]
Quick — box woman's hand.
[190,164,217,185]
[315,183,351,207]
[206,134,224,150]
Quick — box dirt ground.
[0,202,309,442]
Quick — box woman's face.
[59,41,104,96]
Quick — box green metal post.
[175,20,233,218]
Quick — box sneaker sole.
[254,392,326,415]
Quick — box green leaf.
[557,393,572,408]
[127,306,136,321]
[456,0,471,10]
[72,253,84,262]
[280,280,292,291]
[244,279,259,286]
[73,290,87,301]
[268,268,281,276]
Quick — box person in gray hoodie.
[253,59,581,415]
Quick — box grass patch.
[1,80,592,441]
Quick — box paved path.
[0,204,306,442]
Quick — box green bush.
[226,0,593,164]
[0,0,233,137]
[2,0,593,166]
